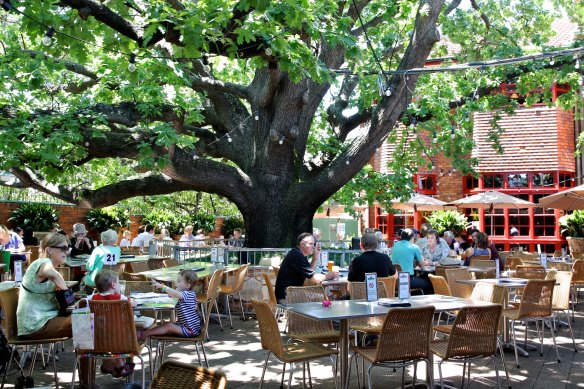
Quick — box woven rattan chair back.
[121,272,148,281]
[272,265,280,278]
[150,360,227,389]
[428,274,451,296]
[516,265,546,280]
[470,256,491,265]
[125,281,155,295]
[377,276,396,298]
[204,268,225,301]
[55,266,71,281]
[551,271,572,310]
[435,265,460,279]
[219,264,249,328]
[163,258,179,268]
[471,282,507,305]
[506,256,522,270]
[349,281,389,299]
[517,279,555,318]
[229,264,249,294]
[127,262,150,273]
[286,285,334,335]
[442,305,502,359]
[445,268,473,298]
[252,299,286,358]
[0,287,21,342]
[77,299,140,354]
[572,259,584,283]
[261,272,278,309]
[122,246,143,255]
[147,257,166,270]
[374,306,435,363]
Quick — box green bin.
[1,250,9,272]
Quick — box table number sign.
[211,248,218,262]
[14,260,22,283]
[217,248,225,265]
[320,251,329,267]
[365,273,377,301]
[398,272,410,301]
[540,253,547,268]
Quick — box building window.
[532,173,554,187]
[392,213,414,236]
[376,208,388,236]
[507,173,528,188]
[415,174,436,195]
[508,194,531,236]
[559,173,574,188]
[533,194,556,236]
[484,208,506,236]
[483,174,503,189]
[463,175,479,193]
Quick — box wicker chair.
[121,272,149,281]
[127,262,150,273]
[261,272,283,320]
[505,256,522,270]
[515,265,546,280]
[286,285,340,344]
[445,268,473,299]
[428,274,451,296]
[469,259,496,279]
[550,271,578,352]
[0,288,70,389]
[377,276,396,298]
[122,246,143,255]
[252,299,338,388]
[431,305,506,389]
[149,360,227,389]
[71,299,146,389]
[162,258,179,268]
[435,265,460,279]
[219,264,249,328]
[149,284,220,372]
[147,257,166,270]
[571,259,584,321]
[502,279,560,368]
[348,306,435,389]
[197,268,225,333]
[349,282,389,342]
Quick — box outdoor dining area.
[0,234,582,389]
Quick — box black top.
[70,238,94,257]
[348,250,396,282]
[275,248,315,300]
[22,236,38,246]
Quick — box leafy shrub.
[9,203,59,231]
[221,216,245,237]
[425,210,467,235]
[86,208,129,232]
[142,210,190,236]
[192,213,216,234]
[559,210,584,237]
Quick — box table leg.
[340,319,349,389]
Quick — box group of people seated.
[0,224,204,388]
[275,224,502,301]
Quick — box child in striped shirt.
[140,270,201,339]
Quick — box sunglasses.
[49,246,69,253]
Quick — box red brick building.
[369,19,582,253]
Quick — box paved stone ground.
[7,301,584,388]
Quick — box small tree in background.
[425,211,467,236]
[86,208,130,233]
[9,203,59,232]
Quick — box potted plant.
[559,210,584,258]
[86,208,129,233]
[9,204,59,241]
[424,210,467,235]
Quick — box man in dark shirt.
[275,232,337,303]
[348,233,396,282]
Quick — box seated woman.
[83,229,121,291]
[462,231,491,266]
[17,233,71,340]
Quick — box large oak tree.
[0,0,581,246]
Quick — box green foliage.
[142,210,191,236]
[425,211,468,235]
[559,211,584,238]
[8,203,59,232]
[85,208,130,232]
[221,216,245,237]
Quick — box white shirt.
[134,231,155,249]
[119,238,131,248]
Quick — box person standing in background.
[70,223,94,257]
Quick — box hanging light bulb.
[227,135,232,143]
[549,57,555,66]
[409,117,417,129]
[254,115,259,121]
[265,47,272,56]
[432,131,438,143]
[576,59,580,70]
[385,86,392,97]
[345,159,350,165]
[202,55,211,73]
[42,26,55,46]
[451,125,456,139]
[128,54,137,72]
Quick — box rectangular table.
[138,263,239,283]
[278,295,495,389]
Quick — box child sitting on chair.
[139,270,201,339]
[88,269,137,378]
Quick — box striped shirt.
[176,290,201,337]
